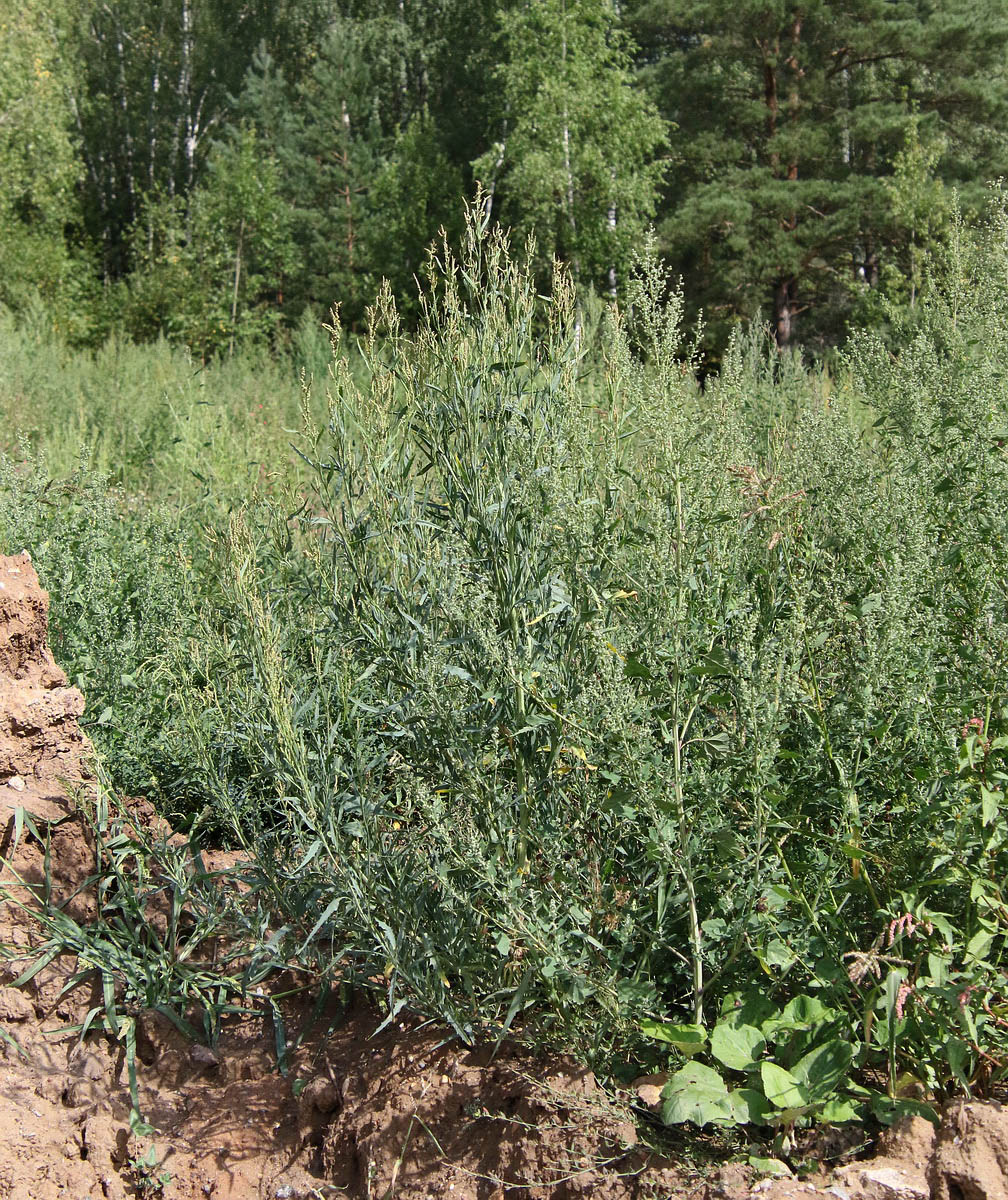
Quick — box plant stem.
[673,474,704,1025]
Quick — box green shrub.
[171,200,1008,1083]
[8,196,1007,1126]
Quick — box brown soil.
[0,551,93,823]
[2,549,1007,1200]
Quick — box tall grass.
[162,202,1008,1078]
[0,308,342,503]
[3,199,1008,1114]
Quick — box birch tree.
[67,0,325,279]
[476,0,665,295]
[0,0,80,310]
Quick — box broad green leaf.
[640,1020,707,1055]
[819,1097,863,1123]
[711,1022,766,1071]
[870,1094,940,1126]
[966,929,993,962]
[763,994,833,1037]
[981,785,1002,826]
[792,1039,853,1100]
[624,655,652,679]
[764,939,798,970]
[687,647,734,677]
[660,1062,733,1127]
[748,1156,791,1178]
[760,1061,811,1109]
[729,1087,772,1125]
[720,991,776,1030]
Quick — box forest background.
[5,0,1008,359]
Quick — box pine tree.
[628,0,1008,349]
[238,5,475,325]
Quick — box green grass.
[0,305,344,503]
[2,199,1008,1141]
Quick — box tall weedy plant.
[179,207,761,1048]
[175,198,1008,1094]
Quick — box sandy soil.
[2,549,1007,1200]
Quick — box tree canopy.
[2,0,1007,354]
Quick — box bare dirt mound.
[0,551,93,820]
[2,550,1008,1200]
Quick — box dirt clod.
[930,1100,1008,1200]
[0,552,93,817]
[0,985,34,1021]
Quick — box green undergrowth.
[0,304,344,501]
[2,200,1008,1147]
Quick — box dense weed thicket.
[0,312,320,494]
[2,202,1008,1136]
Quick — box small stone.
[615,1121,638,1147]
[62,1078,100,1108]
[631,1072,668,1110]
[7,776,25,792]
[77,1051,107,1081]
[861,1166,928,1199]
[190,1044,220,1068]
[300,1076,339,1115]
[837,1164,929,1200]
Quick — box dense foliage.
[4,0,1008,1166]
[3,202,1007,1144]
[3,0,1008,354]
